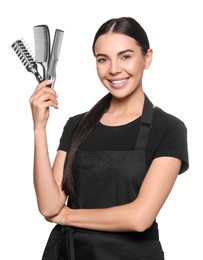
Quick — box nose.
[109,59,122,75]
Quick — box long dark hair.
[62,17,150,198]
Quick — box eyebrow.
[95,49,134,58]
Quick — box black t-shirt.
[58,107,189,174]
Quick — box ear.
[144,48,153,69]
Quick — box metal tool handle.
[47,29,64,88]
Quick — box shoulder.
[59,112,86,140]
[152,107,187,134]
[63,112,86,133]
[150,107,189,173]
[58,112,86,152]
[68,112,86,126]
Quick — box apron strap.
[135,94,153,150]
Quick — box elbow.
[39,209,59,219]
[130,210,155,232]
[133,219,153,233]
[36,195,66,218]
[38,205,61,218]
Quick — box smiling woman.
[29,17,189,260]
[94,35,152,94]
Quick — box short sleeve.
[57,113,85,152]
[57,120,71,152]
[154,120,189,174]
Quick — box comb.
[46,29,64,88]
[33,25,50,80]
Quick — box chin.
[110,88,135,99]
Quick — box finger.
[33,80,53,93]
[30,88,57,103]
[44,99,59,109]
[31,80,56,100]
[30,85,58,103]
[31,92,58,108]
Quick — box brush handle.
[31,67,43,83]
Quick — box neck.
[108,89,145,116]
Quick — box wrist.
[34,125,46,133]
[65,208,75,226]
[34,127,47,143]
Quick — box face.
[94,33,152,99]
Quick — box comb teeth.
[33,25,50,62]
[11,39,35,70]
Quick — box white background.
[1,0,202,259]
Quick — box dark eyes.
[121,55,131,60]
[97,54,131,63]
[97,57,107,63]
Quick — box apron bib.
[42,95,164,260]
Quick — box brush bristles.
[11,38,43,82]
[11,39,36,70]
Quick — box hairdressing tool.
[33,25,50,80]
[46,29,64,88]
[11,39,43,83]
[11,26,64,87]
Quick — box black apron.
[42,95,165,260]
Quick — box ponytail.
[62,93,112,199]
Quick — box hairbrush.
[11,39,43,83]
[33,25,50,80]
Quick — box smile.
[109,78,129,88]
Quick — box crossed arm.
[41,150,181,232]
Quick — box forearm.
[66,157,180,233]
[49,158,180,232]
[33,128,63,216]
[66,202,147,232]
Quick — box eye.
[121,54,131,60]
[97,57,108,63]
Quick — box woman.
[30,17,189,260]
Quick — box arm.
[47,156,181,232]
[30,80,67,217]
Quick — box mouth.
[108,78,129,89]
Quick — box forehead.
[94,33,139,55]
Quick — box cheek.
[127,61,145,75]
[125,63,137,75]
[96,64,106,79]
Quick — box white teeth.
[111,79,126,84]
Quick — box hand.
[45,205,72,226]
[29,80,59,129]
